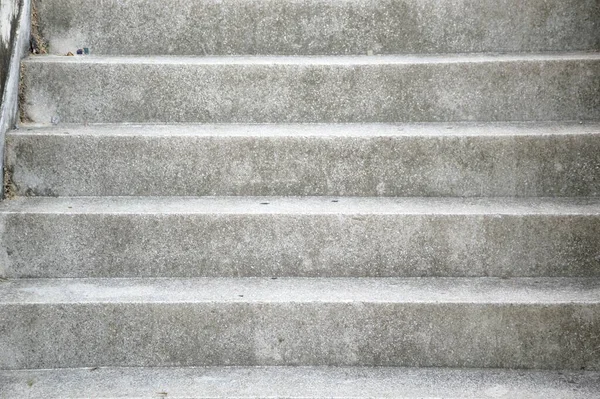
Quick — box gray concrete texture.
[0,277,598,370]
[1,366,599,398]
[7,123,600,197]
[36,0,600,55]
[0,0,21,104]
[21,53,600,124]
[1,196,599,279]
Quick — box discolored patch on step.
[2,164,16,200]
[30,0,48,55]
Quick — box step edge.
[22,51,600,66]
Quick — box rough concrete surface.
[5,0,600,391]
[0,277,598,370]
[1,366,599,398]
[21,53,600,123]
[35,0,600,55]
[0,196,599,278]
[6,122,600,197]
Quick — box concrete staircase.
[1,0,599,397]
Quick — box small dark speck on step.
[271,277,277,280]
[238,294,244,297]
[89,367,99,372]
[331,199,339,203]
[29,37,39,54]
[260,202,269,205]
[68,206,73,209]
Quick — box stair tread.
[13,121,600,138]
[1,196,599,215]
[24,51,600,65]
[1,366,599,398]
[8,123,600,197]
[36,0,600,57]
[1,277,598,305]
[22,52,599,124]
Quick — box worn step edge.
[1,366,599,398]
[1,196,599,215]
[12,121,600,137]
[22,52,600,65]
[0,277,598,304]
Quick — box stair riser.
[22,58,600,123]
[1,302,598,369]
[7,133,600,197]
[37,0,600,55]
[2,213,598,278]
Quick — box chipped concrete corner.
[0,0,30,200]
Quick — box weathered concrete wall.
[0,0,21,109]
[0,0,29,198]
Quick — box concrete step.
[36,0,600,56]
[1,367,599,398]
[1,196,599,279]
[21,53,600,124]
[7,122,600,197]
[0,277,598,369]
